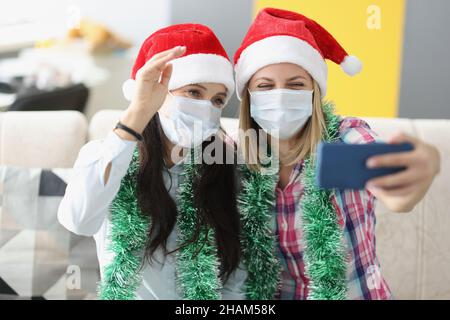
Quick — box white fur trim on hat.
[122,53,235,102]
[234,35,328,100]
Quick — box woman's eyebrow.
[287,75,307,81]
[190,84,207,91]
[215,92,227,97]
[254,77,275,82]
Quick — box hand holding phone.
[315,142,414,190]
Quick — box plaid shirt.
[275,117,393,300]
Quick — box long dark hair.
[136,114,241,279]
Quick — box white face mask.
[158,93,222,148]
[249,89,313,140]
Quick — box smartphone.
[315,142,414,190]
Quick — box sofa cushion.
[0,166,99,299]
[0,111,88,168]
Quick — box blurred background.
[0,0,449,300]
[1,0,449,120]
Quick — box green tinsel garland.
[98,147,149,300]
[175,148,222,299]
[238,102,348,300]
[98,147,280,300]
[97,102,347,300]
[300,102,348,300]
[238,163,281,299]
[239,103,347,300]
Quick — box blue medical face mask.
[249,89,313,140]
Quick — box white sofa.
[1,109,449,299]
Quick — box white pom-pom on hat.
[341,55,362,76]
[122,79,136,102]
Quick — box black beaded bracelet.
[115,121,144,141]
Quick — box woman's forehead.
[252,63,310,80]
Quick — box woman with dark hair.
[58,24,246,300]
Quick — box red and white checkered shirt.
[275,117,393,300]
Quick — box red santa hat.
[234,7,362,100]
[123,23,235,101]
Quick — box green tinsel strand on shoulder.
[98,141,286,300]
[176,148,222,300]
[238,162,281,300]
[98,147,150,300]
[300,102,348,300]
[321,102,341,142]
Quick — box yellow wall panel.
[254,0,406,118]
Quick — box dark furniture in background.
[8,83,89,113]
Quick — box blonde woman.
[233,8,440,300]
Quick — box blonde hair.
[238,80,327,171]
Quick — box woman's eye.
[187,89,201,98]
[256,84,273,90]
[289,82,305,88]
[213,98,225,107]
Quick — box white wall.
[68,0,171,46]
[1,0,171,47]
[171,0,253,118]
